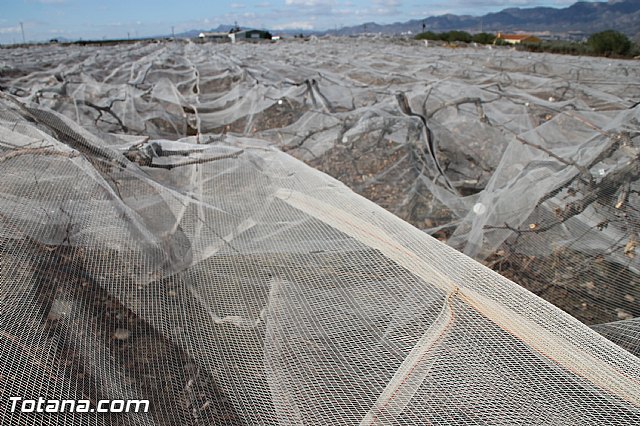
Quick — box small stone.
[473,203,486,215]
[48,299,72,321]
[583,281,595,290]
[624,294,635,303]
[624,238,636,259]
[113,328,130,340]
[615,309,633,321]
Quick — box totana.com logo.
[8,397,149,413]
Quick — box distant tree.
[445,31,472,43]
[472,32,495,44]
[587,30,631,56]
[415,31,440,41]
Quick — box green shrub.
[445,31,472,43]
[517,40,591,56]
[472,33,496,44]
[587,30,631,56]
[416,31,475,43]
[415,31,440,41]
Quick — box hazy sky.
[2,0,578,43]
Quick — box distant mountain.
[330,0,640,38]
[174,1,640,40]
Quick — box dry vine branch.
[514,134,590,176]
[396,91,456,192]
[486,152,640,235]
[132,150,245,170]
[77,98,129,133]
[0,146,78,162]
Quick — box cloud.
[268,0,406,29]
[0,25,21,35]
[33,0,68,4]
[281,0,403,22]
[440,0,575,9]
[413,0,572,17]
[347,0,402,18]
[373,0,401,7]
[230,2,246,9]
[273,21,315,30]
[285,0,335,7]
[329,8,355,16]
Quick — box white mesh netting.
[1,38,639,424]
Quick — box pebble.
[113,328,130,340]
[48,299,72,321]
[615,309,633,321]
[473,203,486,215]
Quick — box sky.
[1,0,580,44]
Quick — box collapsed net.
[0,38,639,424]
